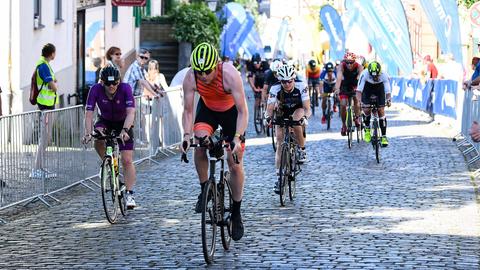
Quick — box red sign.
[112,0,146,6]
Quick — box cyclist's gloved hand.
[181,134,191,154]
[81,134,92,145]
[299,116,308,126]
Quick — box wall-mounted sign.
[77,0,105,10]
[112,0,146,6]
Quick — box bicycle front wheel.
[279,144,290,206]
[220,172,232,250]
[375,128,381,163]
[254,103,262,134]
[271,125,277,152]
[201,181,217,264]
[326,100,332,130]
[347,108,353,149]
[101,158,119,224]
[288,149,297,201]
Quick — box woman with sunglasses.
[334,52,364,136]
[105,46,125,71]
[83,66,138,209]
[265,64,311,194]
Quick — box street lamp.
[206,0,218,12]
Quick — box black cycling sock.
[232,199,242,216]
[301,147,305,150]
[364,114,371,127]
[126,190,134,194]
[200,182,207,192]
[380,118,387,136]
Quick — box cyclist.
[182,42,248,241]
[82,66,137,209]
[247,53,268,112]
[334,52,363,136]
[306,59,321,108]
[263,58,283,96]
[357,61,391,147]
[264,64,311,194]
[319,62,337,124]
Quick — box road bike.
[91,130,128,224]
[324,93,335,130]
[364,96,382,163]
[273,117,303,206]
[181,129,239,264]
[253,101,266,135]
[309,86,319,116]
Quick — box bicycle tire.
[201,181,216,264]
[271,125,277,152]
[118,176,127,217]
[288,148,297,201]
[347,108,353,149]
[279,144,290,206]
[375,127,381,163]
[220,171,232,250]
[254,103,262,134]
[260,105,266,134]
[326,99,332,130]
[101,158,119,224]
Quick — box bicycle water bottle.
[113,156,119,176]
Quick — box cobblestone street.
[0,91,479,269]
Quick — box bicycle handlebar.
[181,137,239,164]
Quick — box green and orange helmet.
[190,42,219,72]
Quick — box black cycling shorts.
[94,117,135,151]
[361,82,386,107]
[308,78,320,87]
[194,98,245,143]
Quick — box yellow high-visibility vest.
[36,56,57,106]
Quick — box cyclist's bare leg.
[193,129,211,184]
[363,107,372,127]
[314,85,320,104]
[93,127,106,158]
[340,98,348,124]
[227,148,245,202]
[275,125,285,169]
[293,108,305,148]
[121,150,136,190]
[378,107,387,136]
[353,96,361,122]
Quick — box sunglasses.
[104,81,119,87]
[281,79,294,84]
[194,69,214,76]
[114,52,122,56]
[139,55,149,60]
[346,61,355,65]
[253,61,259,65]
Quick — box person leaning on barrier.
[123,48,159,97]
[30,43,59,179]
[82,66,138,209]
[464,57,480,90]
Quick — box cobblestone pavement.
[0,87,480,269]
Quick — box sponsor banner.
[319,5,345,61]
[420,0,463,64]
[390,77,405,103]
[433,79,458,119]
[220,3,247,59]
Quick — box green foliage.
[458,0,478,8]
[170,3,220,48]
[142,15,173,24]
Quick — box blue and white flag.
[420,0,463,64]
[219,3,247,58]
[433,79,458,119]
[274,18,289,58]
[319,5,345,61]
[345,0,413,76]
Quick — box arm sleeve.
[320,70,327,80]
[38,64,53,83]
[382,73,391,94]
[356,71,367,92]
[300,83,310,102]
[267,87,279,105]
[85,85,98,111]
[125,84,136,108]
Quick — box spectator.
[30,43,58,179]
[123,48,157,97]
[423,55,438,79]
[145,59,168,148]
[105,46,124,71]
[93,57,102,83]
[463,57,480,89]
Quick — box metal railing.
[455,86,480,170]
[0,86,184,211]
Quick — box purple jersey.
[86,83,135,122]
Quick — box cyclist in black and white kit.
[356,61,391,147]
[264,64,311,194]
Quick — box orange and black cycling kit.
[193,62,245,144]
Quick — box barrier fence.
[0,87,184,211]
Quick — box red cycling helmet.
[343,52,356,61]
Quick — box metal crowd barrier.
[0,86,185,212]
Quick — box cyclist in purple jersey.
[83,66,138,208]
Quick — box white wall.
[105,1,136,60]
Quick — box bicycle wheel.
[271,125,277,152]
[279,144,290,206]
[260,105,266,134]
[288,148,297,201]
[220,172,232,250]
[314,89,319,108]
[346,108,353,149]
[326,100,332,130]
[118,176,127,217]
[375,127,381,163]
[254,103,262,134]
[310,94,316,116]
[101,158,119,224]
[201,181,217,264]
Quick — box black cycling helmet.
[308,59,316,68]
[252,53,261,63]
[325,62,334,71]
[100,66,121,84]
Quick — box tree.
[458,0,478,8]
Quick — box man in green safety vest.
[30,43,58,179]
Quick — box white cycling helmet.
[270,59,283,73]
[277,64,296,81]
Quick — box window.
[112,6,118,24]
[33,0,44,29]
[55,0,64,23]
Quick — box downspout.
[8,0,13,115]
